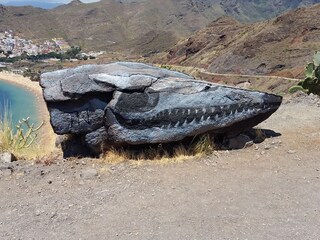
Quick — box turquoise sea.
[0,80,38,126]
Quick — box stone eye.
[115,92,159,113]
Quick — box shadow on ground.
[59,128,281,160]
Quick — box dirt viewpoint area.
[0,95,320,240]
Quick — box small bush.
[160,65,173,70]
[0,108,44,155]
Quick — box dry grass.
[0,107,54,159]
[101,134,218,165]
[0,106,13,152]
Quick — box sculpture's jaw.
[105,84,282,145]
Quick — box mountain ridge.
[0,0,319,53]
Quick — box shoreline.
[0,71,42,95]
[0,71,56,154]
[0,71,46,120]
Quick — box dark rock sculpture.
[40,62,282,154]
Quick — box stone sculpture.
[40,62,282,154]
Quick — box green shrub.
[160,65,172,70]
[0,110,44,153]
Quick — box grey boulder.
[40,62,282,154]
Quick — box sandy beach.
[0,71,56,154]
[0,71,42,95]
[0,71,47,120]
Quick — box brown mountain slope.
[0,0,225,52]
[160,4,320,77]
[0,5,68,41]
[48,0,228,51]
[1,0,320,54]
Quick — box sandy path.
[0,97,319,239]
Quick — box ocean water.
[0,80,39,126]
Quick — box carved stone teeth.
[168,109,172,115]
[190,118,196,125]
[215,114,219,121]
[200,116,204,122]
[188,109,191,115]
[234,109,238,115]
[183,119,188,127]
[167,123,172,129]
[206,116,211,121]
[175,109,179,115]
[195,109,199,114]
[211,107,215,113]
[181,109,185,115]
[174,121,180,128]
[202,108,206,114]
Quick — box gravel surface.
[0,98,319,240]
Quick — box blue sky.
[0,0,100,3]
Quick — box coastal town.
[0,30,70,58]
[0,30,105,61]
[0,30,106,78]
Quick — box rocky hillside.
[218,0,320,22]
[160,4,320,77]
[0,0,320,54]
[0,5,68,41]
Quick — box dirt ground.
[0,95,320,240]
